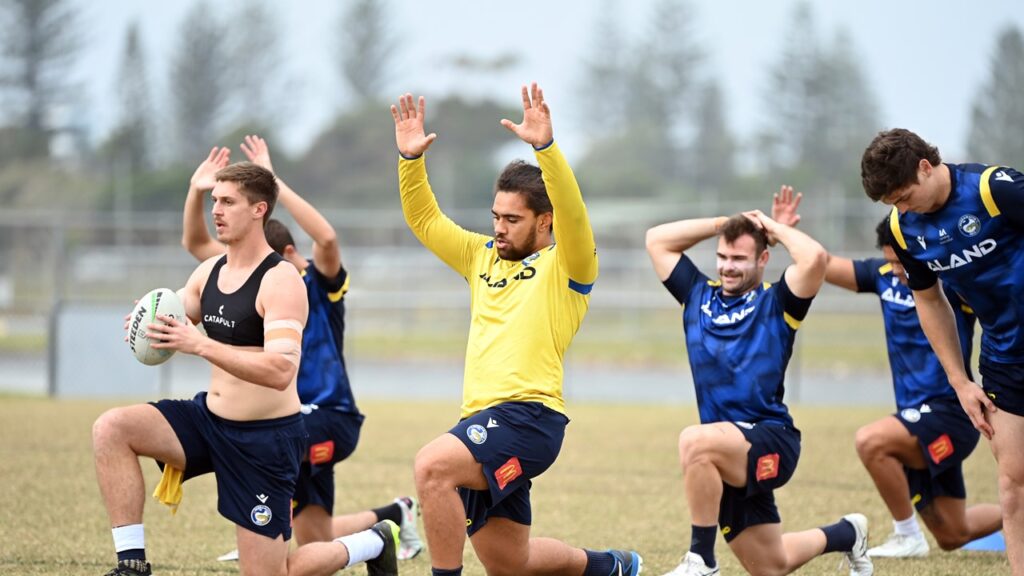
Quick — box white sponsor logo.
[995,170,1013,183]
[256,493,268,503]
[880,287,915,308]
[486,418,500,429]
[927,239,997,272]
[701,301,756,326]
[916,235,927,249]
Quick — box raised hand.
[191,147,230,191]
[742,209,780,246]
[240,135,274,173]
[500,82,553,148]
[771,185,802,227]
[390,93,437,158]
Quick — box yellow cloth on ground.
[152,465,184,515]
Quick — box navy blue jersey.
[297,261,358,413]
[853,258,975,409]
[891,164,1024,363]
[663,255,813,427]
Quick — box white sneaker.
[394,496,424,560]
[843,513,874,576]
[867,531,929,558]
[216,548,239,562]
[661,552,720,576]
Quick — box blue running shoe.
[607,549,644,576]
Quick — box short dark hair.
[875,215,893,250]
[720,214,768,255]
[495,160,552,215]
[215,162,279,223]
[861,128,942,202]
[264,218,295,255]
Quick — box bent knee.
[413,444,458,491]
[854,425,889,459]
[934,531,970,551]
[92,407,129,447]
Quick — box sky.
[71,0,1024,162]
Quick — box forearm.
[535,142,597,283]
[276,178,337,248]
[181,185,220,259]
[772,225,826,271]
[194,338,298,391]
[646,217,726,256]
[915,291,972,387]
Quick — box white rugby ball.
[128,288,186,366]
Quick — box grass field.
[0,395,1008,575]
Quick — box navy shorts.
[979,357,1024,417]
[152,392,307,540]
[450,402,569,537]
[719,422,801,542]
[895,396,980,510]
[294,405,364,516]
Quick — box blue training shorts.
[294,405,364,516]
[896,396,980,510]
[719,422,801,542]
[449,401,569,537]
[979,357,1024,417]
[152,392,306,540]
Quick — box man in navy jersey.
[773,189,1001,557]
[862,128,1024,574]
[182,136,423,561]
[645,206,872,576]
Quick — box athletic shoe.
[843,513,874,576]
[867,531,929,558]
[367,519,400,576]
[395,496,425,560]
[216,548,239,561]
[660,552,719,575]
[103,559,152,576]
[607,549,644,576]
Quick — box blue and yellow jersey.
[662,256,812,427]
[296,261,358,413]
[852,258,975,409]
[891,164,1024,364]
[398,141,598,418]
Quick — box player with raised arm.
[645,206,872,576]
[772,190,1001,557]
[182,137,423,562]
[862,128,1024,574]
[390,83,642,576]
[93,160,398,576]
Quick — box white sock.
[336,529,385,567]
[112,524,145,552]
[893,515,922,537]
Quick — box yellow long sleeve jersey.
[398,142,598,418]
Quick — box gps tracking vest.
[201,253,284,346]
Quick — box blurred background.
[1,0,1022,405]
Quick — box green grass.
[0,397,1008,575]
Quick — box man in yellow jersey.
[390,83,641,576]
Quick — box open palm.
[500,83,553,148]
[391,94,437,158]
[191,147,230,191]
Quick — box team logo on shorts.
[900,408,921,423]
[958,214,981,237]
[467,424,488,445]
[251,504,272,526]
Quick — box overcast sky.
[74,0,1024,161]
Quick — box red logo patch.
[928,434,954,464]
[494,456,523,490]
[309,440,335,465]
[756,453,780,482]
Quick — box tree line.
[0,0,1022,249]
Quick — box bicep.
[826,256,860,292]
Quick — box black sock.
[117,548,146,562]
[431,568,462,576]
[582,549,615,576]
[821,518,856,553]
[372,502,403,526]
[690,524,718,568]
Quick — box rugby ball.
[128,288,186,366]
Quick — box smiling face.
[491,191,552,261]
[210,181,267,244]
[716,234,769,296]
